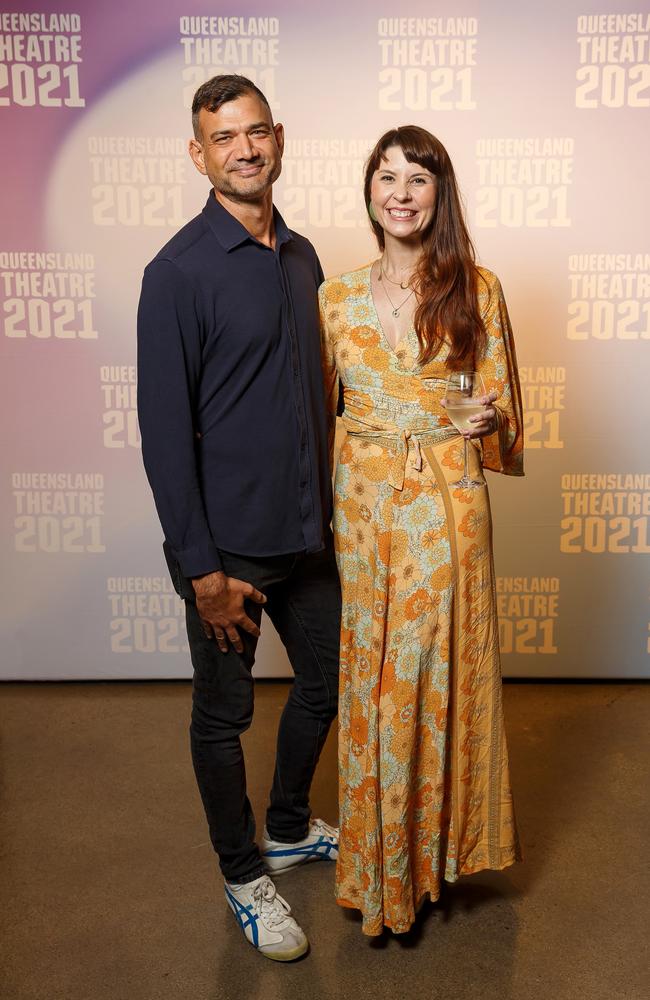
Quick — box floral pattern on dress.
[320,264,524,936]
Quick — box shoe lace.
[252,877,291,928]
[311,818,338,843]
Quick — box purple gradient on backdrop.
[1,0,313,242]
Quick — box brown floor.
[1,681,649,1000]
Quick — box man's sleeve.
[315,253,325,287]
[137,258,223,577]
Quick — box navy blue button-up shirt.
[137,192,331,578]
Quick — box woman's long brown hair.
[364,126,487,369]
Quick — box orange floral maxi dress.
[319,264,524,936]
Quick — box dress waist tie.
[342,420,455,492]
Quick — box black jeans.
[178,536,340,885]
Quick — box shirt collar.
[202,190,293,253]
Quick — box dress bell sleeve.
[318,282,341,477]
[476,273,524,477]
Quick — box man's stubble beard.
[212,159,282,204]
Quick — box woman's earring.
[367,202,378,222]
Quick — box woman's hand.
[465,390,499,439]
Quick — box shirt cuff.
[173,541,223,579]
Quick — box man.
[137,75,340,962]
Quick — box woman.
[319,126,524,937]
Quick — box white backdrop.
[1,0,649,678]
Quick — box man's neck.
[214,189,276,249]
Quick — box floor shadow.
[332,885,519,1000]
[501,682,644,896]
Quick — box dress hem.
[336,851,520,937]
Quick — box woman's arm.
[475,272,524,476]
[318,282,341,477]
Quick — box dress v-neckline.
[366,262,415,363]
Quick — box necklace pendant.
[400,282,409,290]
[392,308,400,317]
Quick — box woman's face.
[369,145,436,242]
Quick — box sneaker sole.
[260,940,309,962]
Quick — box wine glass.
[444,371,487,488]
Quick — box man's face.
[189,93,284,203]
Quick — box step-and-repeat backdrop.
[2,1,649,679]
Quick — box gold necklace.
[378,266,415,317]
[378,256,415,290]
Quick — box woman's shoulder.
[476,266,506,316]
[319,262,373,300]
[476,265,502,294]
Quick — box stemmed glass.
[444,371,487,488]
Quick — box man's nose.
[234,133,255,159]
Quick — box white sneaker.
[261,818,339,875]
[224,874,308,962]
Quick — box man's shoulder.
[145,210,211,274]
[285,227,319,261]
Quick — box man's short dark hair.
[191,75,272,139]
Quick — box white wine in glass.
[444,371,487,488]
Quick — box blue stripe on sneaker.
[225,887,260,947]
[264,837,337,860]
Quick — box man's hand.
[191,571,267,654]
